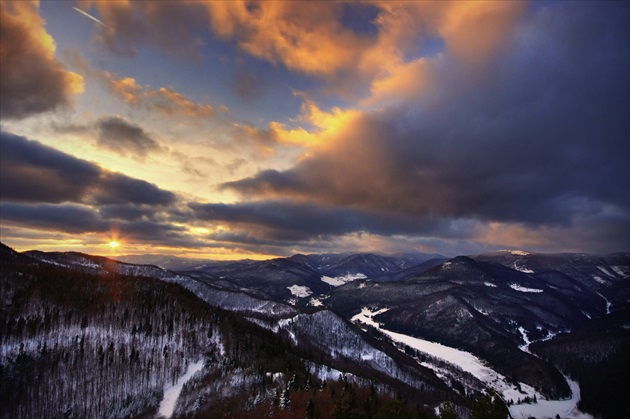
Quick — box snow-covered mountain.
[3,244,629,418]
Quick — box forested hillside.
[0,245,454,418]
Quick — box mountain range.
[1,243,628,418]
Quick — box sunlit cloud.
[0,0,83,119]
[1,1,627,258]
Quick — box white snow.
[308,297,324,307]
[592,275,607,284]
[351,307,390,328]
[473,306,490,316]
[597,266,614,277]
[321,273,367,287]
[157,359,204,418]
[509,283,544,293]
[517,326,531,352]
[352,307,592,418]
[509,376,593,419]
[484,281,498,288]
[501,250,531,256]
[512,262,535,274]
[611,266,626,277]
[596,291,612,314]
[287,284,312,298]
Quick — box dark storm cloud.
[96,116,161,158]
[0,131,176,206]
[0,202,198,247]
[96,173,175,206]
[0,203,108,234]
[0,1,82,120]
[98,204,154,222]
[190,200,455,242]
[223,2,630,239]
[1,131,101,203]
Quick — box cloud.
[91,0,209,58]
[0,1,83,119]
[64,53,216,118]
[0,131,176,206]
[0,202,198,247]
[96,116,161,157]
[72,1,528,101]
[190,200,453,242]
[0,203,109,234]
[106,75,215,117]
[221,2,629,251]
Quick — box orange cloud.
[96,71,215,118]
[154,87,214,117]
[438,1,526,67]
[110,76,141,105]
[205,1,374,77]
[0,0,84,119]
[76,1,526,103]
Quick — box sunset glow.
[0,1,627,258]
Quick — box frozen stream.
[157,360,204,418]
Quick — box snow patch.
[287,284,312,298]
[596,291,612,314]
[509,283,543,293]
[351,307,390,328]
[597,266,614,277]
[517,326,531,352]
[500,250,531,256]
[592,275,607,284]
[484,281,497,288]
[512,262,534,274]
[157,359,204,418]
[308,297,324,307]
[611,266,626,277]
[321,273,367,287]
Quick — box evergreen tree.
[469,389,509,419]
[439,401,460,419]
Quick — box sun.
[108,241,120,249]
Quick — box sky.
[1,0,629,259]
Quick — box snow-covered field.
[157,360,205,418]
[287,284,312,298]
[352,307,593,419]
[509,283,544,293]
[321,273,367,287]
